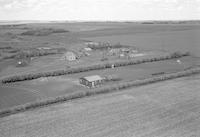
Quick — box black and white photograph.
[0,0,200,136]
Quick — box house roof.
[64,51,76,57]
[81,75,103,82]
[84,47,92,51]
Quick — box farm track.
[0,74,200,137]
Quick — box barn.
[79,75,104,88]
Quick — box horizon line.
[0,19,200,25]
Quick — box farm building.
[80,75,104,88]
[130,53,145,57]
[84,47,92,51]
[37,47,51,50]
[121,48,131,53]
[119,53,125,58]
[131,50,138,53]
[63,51,77,61]
[109,48,121,56]
[85,42,99,46]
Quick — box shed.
[121,48,130,53]
[79,75,104,88]
[63,51,77,61]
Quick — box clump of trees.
[88,42,130,50]
[21,28,69,36]
[15,48,66,59]
[170,51,190,58]
[1,51,190,84]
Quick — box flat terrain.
[0,22,200,111]
[1,56,200,109]
[82,25,200,56]
[1,74,200,137]
[1,23,200,78]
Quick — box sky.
[0,0,200,21]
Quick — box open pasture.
[0,22,200,110]
[0,86,38,109]
[1,56,200,109]
[84,25,200,56]
[1,23,200,78]
[0,47,165,78]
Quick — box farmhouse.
[79,75,104,88]
[109,48,121,56]
[85,42,99,46]
[63,51,77,61]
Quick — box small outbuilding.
[79,75,104,88]
[63,51,77,61]
[84,47,92,51]
[121,48,130,53]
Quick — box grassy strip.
[0,66,200,117]
[1,52,189,84]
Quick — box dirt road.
[1,75,200,137]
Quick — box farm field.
[0,86,38,109]
[83,27,200,56]
[1,74,200,137]
[1,55,200,109]
[0,22,200,110]
[0,50,166,78]
[0,23,200,78]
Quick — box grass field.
[0,86,38,109]
[1,56,200,109]
[0,23,200,77]
[0,22,200,111]
[83,26,200,56]
[1,74,200,137]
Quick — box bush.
[21,28,69,36]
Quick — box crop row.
[1,52,189,84]
[0,65,199,117]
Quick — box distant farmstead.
[80,75,104,88]
[63,51,77,61]
[85,42,99,46]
